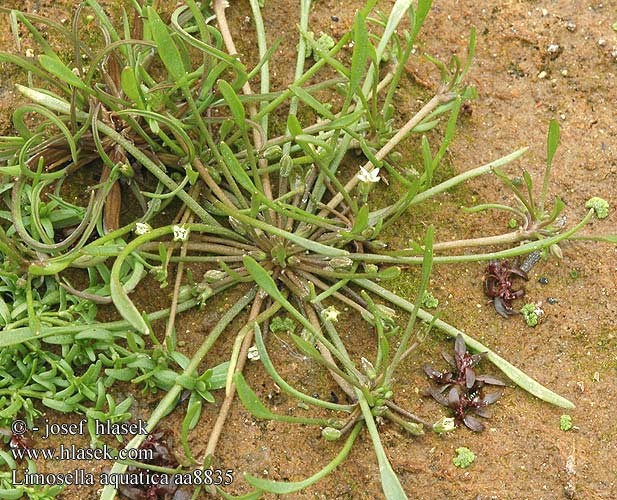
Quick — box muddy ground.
[1,0,616,499]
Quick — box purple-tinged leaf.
[474,407,492,419]
[455,334,466,357]
[510,267,528,280]
[463,414,485,432]
[448,386,460,407]
[469,353,485,365]
[476,374,506,386]
[428,386,449,406]
[442,351,456,368]
[424,364,442,379]
[482,391,503,405]
[466,368,476,389]
[494,297,514,318]
[172,490,192,500]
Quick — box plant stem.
[204,294,265,460]
[350,209,594,264]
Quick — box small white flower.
[357,166,380,183]
[247,345,260,361]
[173,225,189,242]
[25,48,35,58]
[134,222,152,235]
[321,306,340,323]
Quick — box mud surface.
[1,1,616,499]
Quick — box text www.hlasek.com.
[11,444,153,462]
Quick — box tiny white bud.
[321,306,340,323]
[247,345,260,361]
[173,225,189,242]
[134,222,152,235]
[433,416,456,433]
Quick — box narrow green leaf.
[42,398,76,413]
[147,6,187,82]
[120,66,143,106]
[421,135,432,175]
[38,55,87,90]
[218,79,246,129]
[358,395,408,499]
[209,361,230,390]
[288,332,322,360]
[547,119,560,167]
[234,372,278,420]
[286,114,303,137]
[458,27,476,83]
[254,325,352,412]
[413,0,433,36]
[228,210,348,256]
[289,85,336,120]
[412,119,440,133]
[105,368,137,381]
[352,205,369,234]
[349,12,369,97]
[220,142,256,192]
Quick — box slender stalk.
[204,294,270,459]
[349,209,594,264]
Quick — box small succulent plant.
[424,335,505,431]
[483,260,528,317]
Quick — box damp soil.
[1,1,616,499]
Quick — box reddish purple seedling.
[483,260,528,317]
[424,334,506,432]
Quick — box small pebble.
[547,297,558,304]
[539,277,549,285]
[566,21,577,32]
[541,8,548,17]
[331,15,339,22]
[561,69,568,76]
[538,70,548,79]
[547,43,560,54]
[598,39,606,46]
